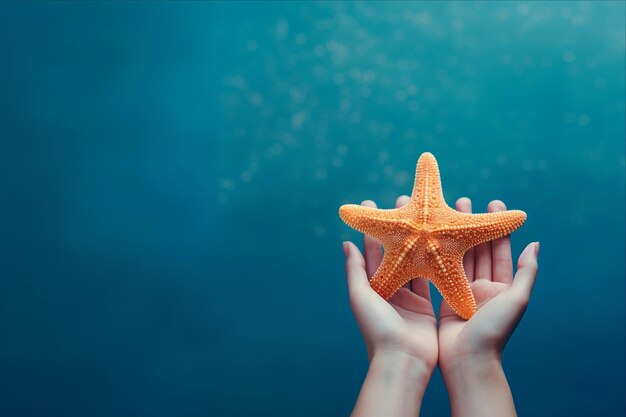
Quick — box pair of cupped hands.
[342,196,540,388]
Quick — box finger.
[411,278,431,301]
[511,242,540,301]
[395,195,411,208]
[455,197,475,282]
[395,195,412,289]
[474,201,493,281]
[361,200,383,278]
[489,200,514,284]
[343,241,370,295]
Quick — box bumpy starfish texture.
[339,152,526,319]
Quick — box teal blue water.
[1,2,624,416]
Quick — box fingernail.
[534,241,540,258]
[342,241,349,258]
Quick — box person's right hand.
[344,196,438,381]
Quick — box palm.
[439,280,509,361]
[346,197,438,370]
[438,198,535,370]
[356,284,438,364]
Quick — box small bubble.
[230,75,247,89]
[314,45,326,57]
[368,172,380,183]
[289,87,304,101]
[292,111,306,130]
[333,73,346,84]
[563,51,576,63]
[570,213,583,225]
[393,171,411,186]
[246,40,258,51]
[578,114,590,126]
[312,65,327,78]
[518,177,530,189]
[340,98,351,111]
[336,144,348,155]
[349,112,362,124]
[568,66,580,77]
[495,9,510,21]
[315,167,328,180]
[564,113,577,123]
[560,7,572,19]
[517,3,530,15]
[276,19,289,39]
[295,33,307,45]
[240,171,252,183]
[249,92,263,107]
[395,90,407,101]
[265,143,284,158]
[332,156,344,168]
[363,71,376,83]
[217,192,229,205]
[571,15,585,26]
[415,12,432,25]
[218,178,236,191]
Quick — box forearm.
[352,351,431,417]
[442,355,517,417]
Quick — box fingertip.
[395,195,411,208]
[344,241,365,267]
[534,241,540,258]
[342,241,349,258]
[517,242,538,268]
[344,241,369,291]
[455,197,472,213]
[361,200,376,208]
[487,199,507,212]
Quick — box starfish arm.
[369,246,416,299]
[338,204,409,241]
[409,152,446,215]
[439,209,527,250]
[428,258,477,320]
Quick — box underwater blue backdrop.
[1,2,624,416]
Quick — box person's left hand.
[343,195,438,378]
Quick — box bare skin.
[344,196,539,417]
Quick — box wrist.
[441,354,517,417]
[440,350,502,383]
[370,349,434,393]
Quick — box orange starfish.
[339,152,526,319]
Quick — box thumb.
[343,241,369,294]
[511,241,540,301]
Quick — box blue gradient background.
[1,2,624,416]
